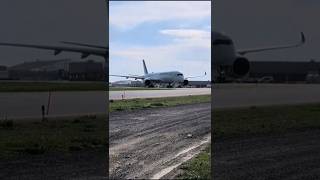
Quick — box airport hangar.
[0,59,105,81]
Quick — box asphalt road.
[213,83,320,109]
[213,129,320,180]
[109,102,211,179]
[4,83,320,118]
[109,88,211,100]
[0,88,210,119]
[0,91,107,119]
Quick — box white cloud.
[110,1,211,30]
[160,29,210,40]
[159,29,211,49]
[110,28,210,62]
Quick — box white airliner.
[110,60,206,88]
[213,31,305,82]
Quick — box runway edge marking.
[151,134,211,179]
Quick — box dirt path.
[109,103,211,179]
[213,129,320,180]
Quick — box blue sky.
[109,1,211,82]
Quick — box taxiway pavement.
[213,83,320,109]
[4,83,320,119]
[0,88,210,119]
[0,91,107,119]
[109,88,211,100]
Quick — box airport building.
[0,65,9,80]
[110,80,143,87]
[7,59,105,81]
[69,60,105,81]
[8,59,70,80]
[249,60,320,83]
[187,81,212,88]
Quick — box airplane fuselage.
[213,31,237,67]
[143,71,185,84]
[212,31,242,81]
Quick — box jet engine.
[183,80,189,86]
[144,79,151,86]
[232,57,250,77]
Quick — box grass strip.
[176,146,211,179]
[0,115,107,159]
[213,103,320,138]
[109,95,211,112]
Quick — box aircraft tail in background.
[143,59,149,75]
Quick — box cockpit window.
[213,39,233,45]
[177,73,183,76]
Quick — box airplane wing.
[60,41,108,49]
[109,74,144,80]
[0,42,108,59]
[237,32,305,55]
[185,72,207,79]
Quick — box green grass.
[213,103,320,138]
[0,82,106,92]
[109,87,174,91]
[177,146,211,180]
[0,115,107,159]
[109,95,211,112]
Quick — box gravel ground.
[0,149,107,180]
[109,102,211,179]
[213,129,320,180]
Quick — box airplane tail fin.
[143,59,148,75]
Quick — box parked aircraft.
[110,60,206,88]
